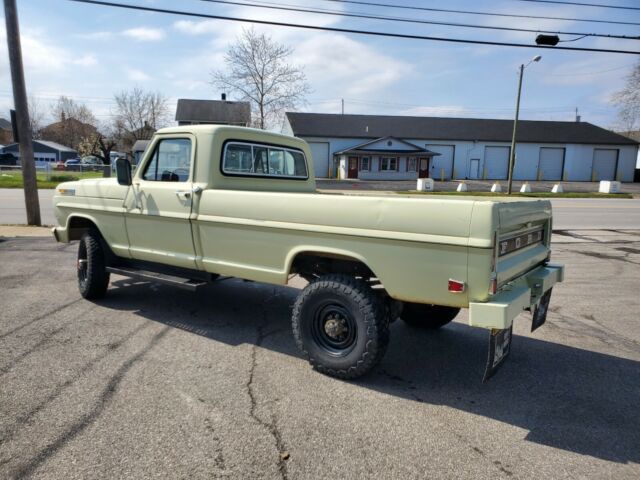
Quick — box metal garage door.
[538,148,564,181]
[308,142,330,178]
[592,149,618,181]
[484,146,510,180]
[427,145,455,180]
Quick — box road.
[1,231,639,479]
[2,188,640,230]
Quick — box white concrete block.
[520,182,532,193]
[598,180,620,193]
[490,182,502,193]
[456,182,468,192]
[416,178,434,191]
[551,183,563,193]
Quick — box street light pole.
[507,55,541,195]
[507,64,524,195]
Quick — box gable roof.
[0,118,12,130]
[175,98,251,124]
[286,112,639,146]
[334,136,440,155]
[3,140,77,152]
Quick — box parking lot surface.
[1,232,639,479]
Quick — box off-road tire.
[292,274,390,379]
[400,302,460,329]
[77,230,110,299]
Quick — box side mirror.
[115,157,132,186]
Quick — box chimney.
[221,93,227,101]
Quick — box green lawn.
[0,171,104,189]
[395,191,633,199]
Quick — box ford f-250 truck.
[52,125,564,381]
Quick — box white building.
[284,113,639,181]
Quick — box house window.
[407,158,417,171]
[380,157,398,171]
[360,157,370,171]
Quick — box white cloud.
[122,27,165,42]
[73,54,98,67]
[126,68,151,82]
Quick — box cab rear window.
[223,142,308,179]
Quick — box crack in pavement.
[0,298,84,340]
[7,326,171,480]
[246,288,289,480]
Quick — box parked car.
[64,158,82,171]
[0,152,18,166]
[52,125,563,381]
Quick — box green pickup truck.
[52,125,563,381]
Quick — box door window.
[142,138,192,182]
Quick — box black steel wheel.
[400,302,460,329]
[77,230,110,299]
[292,274,390,379]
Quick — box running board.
[106,266,209,291]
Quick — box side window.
[223,142,308,178]
[142,138,192,182]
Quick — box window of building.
[380,157,398,171]
[360,157,370,171]
[223,142,308,179]
[142,138,192,182]
[407,158,417,171]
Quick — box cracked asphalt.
[1,231,639,479]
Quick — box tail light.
[448,279,465,293]
[489,275,498,295]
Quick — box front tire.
[292,274,390,380]
[77,230,110,299]
[400,303,460,329]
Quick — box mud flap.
[483,326,513,382]
[531,288,552,332]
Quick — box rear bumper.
[469,263,564,330]
[52,226,69,243]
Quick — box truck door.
[123,135,197,269]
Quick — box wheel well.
[290,252,376,282]
[67,216,98,241]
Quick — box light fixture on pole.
[507,55,541,195]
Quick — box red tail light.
[489,276,498,295]
[448,279,465,293]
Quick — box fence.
[0,163,112,180]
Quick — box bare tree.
[211,28,310,130]
[612,61,640,135]
[113,87,170,148]
[28,95,45,139]
[43,96,98,150]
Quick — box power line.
[197,0,640,40]
[67,0,640,55]
[517,0,640,11]
[320,0,640,26]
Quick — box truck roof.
[156,124,299,144]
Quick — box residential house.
[175,96,251,126]
[284,112,639,181]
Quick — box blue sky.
[1,0,638,131]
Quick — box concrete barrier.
[599,181,620,193]
[520,182,532,193]
[457,182,468,192]
[551,183,563,193]
[416,178,434,191]
[490,183,502,193]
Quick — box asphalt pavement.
[1,231,639,479]
[1,188,640,230]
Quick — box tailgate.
[496,200,552,286]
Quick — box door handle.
[175,190,191,199]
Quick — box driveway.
[1,231,639,479]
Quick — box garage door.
[592,149,618,181]
[538,148,564,181]
[308,142,330,178]
[484,146,510,180]
[427,145,455,180]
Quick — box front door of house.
[418,157,429,178]
[347,157,358,179]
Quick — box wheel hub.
[324,316,348,340]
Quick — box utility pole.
[4,0,40,225]
[507,64,524,195]
[341,98,344,115]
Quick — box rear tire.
[77,230,110,299]
[292,274,390,379]
[400,303,460,329]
